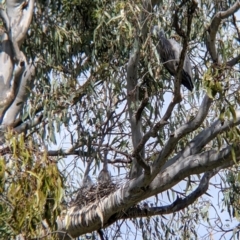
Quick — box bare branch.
[47,149,92,157]
[206,1,240,63]
[162,108,240,170]
[132,119,168,157]
[171,0,197,109]
[173,1,188,38]
[127,0,162,179]
[151,94,212,176]
[227,54,240,67]
[135,95,149,123]
[126,41,143,178]
[161,95,181,121]
[108,171,216,222]
[133,153,150,175]
[14,114,43,133]
[151,144,240,194]
[232,14,240,40]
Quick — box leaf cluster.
[0,131,64,238]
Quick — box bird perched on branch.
[152,26,194,91]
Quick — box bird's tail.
[182,70,194,91]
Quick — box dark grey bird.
[152,26,194,91]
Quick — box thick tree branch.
[150,144,240,194]
[126,38,144,179]
[108,171,216,222]
[127,0,163,179]
[57,143,239,238]
[0,0,35,123]
[6,0,35,61]
[162,108,240,171]
[10,0,35,44]
[2,60,37,125]
[187,110,240,154]
[151,94,212,176]
[0,34,14,121]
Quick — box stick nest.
[71,181,119,208]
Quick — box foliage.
[0,131,63,238]
[0,0,240,239]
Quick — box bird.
[97,149,111,185]
[97,168,111,185]
[152,26,194,91]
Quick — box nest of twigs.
[71,181,118,208]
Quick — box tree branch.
[126,38,144,179]
[173,0,197,97]
[14,113,43,133]
[127,0,164,179]
[150,144,240,194]
[2,60,37,125]
[206,1,240,63]
[227,54,240,67]
[151,94,212,176]
[135,95,148,123]
[108,170,216,222]
[57,143,238,238]
[0,1,35,123]
[162,108,240,171]
[6,0,35,61]
[132,119,168,158]
[133,153,150,175]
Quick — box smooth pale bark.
[126,38,143,178]
[0,0,35,125]
[57,139,240,238]
[57,109,240,238]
